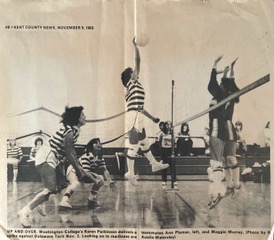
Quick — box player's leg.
[161,148,169,189]
[226,140,241,198]
[124,144,139,186]
[59,166,80,209]
[12,161,19,182]
[18,162,57,227]
[88,173,104,207]
[223,142,234,197]
[138,131,169,172]
[132,112,169,172]
[207,136,226,209]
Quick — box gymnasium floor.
[8,179,270,229]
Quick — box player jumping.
[121,38,169,185]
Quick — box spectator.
[29,137,44,161]
[235,121,247,156]
[160,121,177,189]
[7,139,23,182]
[151,121,165,156]
[176,123,193,156]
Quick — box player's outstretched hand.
[231,57,238,67]
[109,181,118,192]
[133,37,137,46]
[214,55,223,65]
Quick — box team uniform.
[59,152,106,209]
[18,123,83,227]
[207,68,228,208]
[79,153,106,197]
[59,137,114,209]
[125,79,146,152]
[124,79,169,178]
[7,144,23,181]
[223,78,241,198]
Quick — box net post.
[170,80,177,189]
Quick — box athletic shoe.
[124,172,138,186]
[59,198,72,209]
[162,182,167,189]
[174,182,178,190]
[224,187,234,198]
[36,204,46,217]
[18,207,32,228]
[151,161,169,172]
[231,185,241,199]
[208,193,222,210]
[88,199,101,208]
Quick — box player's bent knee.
[210,159,222,171]
[70,181,80,190]
[41,188,55,200]
[138,128,146,141]
[227,156,238,167]
[97,175,104,182]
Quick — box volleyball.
[136,33,149,47]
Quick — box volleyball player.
[18,106,95,227]
[59,138,117,209]
[222,58,241,199]
[121,38,169,185]
[207,55,227,209]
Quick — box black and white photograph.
[1,0,273,239]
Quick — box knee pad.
[96,175,104,182]
[231,162,239,169]
[209,160,224,183]
[127,147,139,159]
[210,159,222,171]
[227,156,238,167]
[139,138,150,152]
[41,188,54,200]
[129,127,140,145]
[138,128,146,141]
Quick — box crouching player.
[59,138,117,209]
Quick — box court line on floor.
[175,192,216,228]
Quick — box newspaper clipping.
[1,0,273,240]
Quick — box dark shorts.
[209,136,225,162]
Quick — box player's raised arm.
[208,55,225,98]
[132,37,140,81]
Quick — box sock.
[231,167,240,187]
[224,168,233,188]
[126,158,135,175]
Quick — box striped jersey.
[125,79,145,111]
[7,146,23,159]
[79,152,106,173]
[49,124,80,160]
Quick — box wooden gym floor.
[7,179,270,229]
